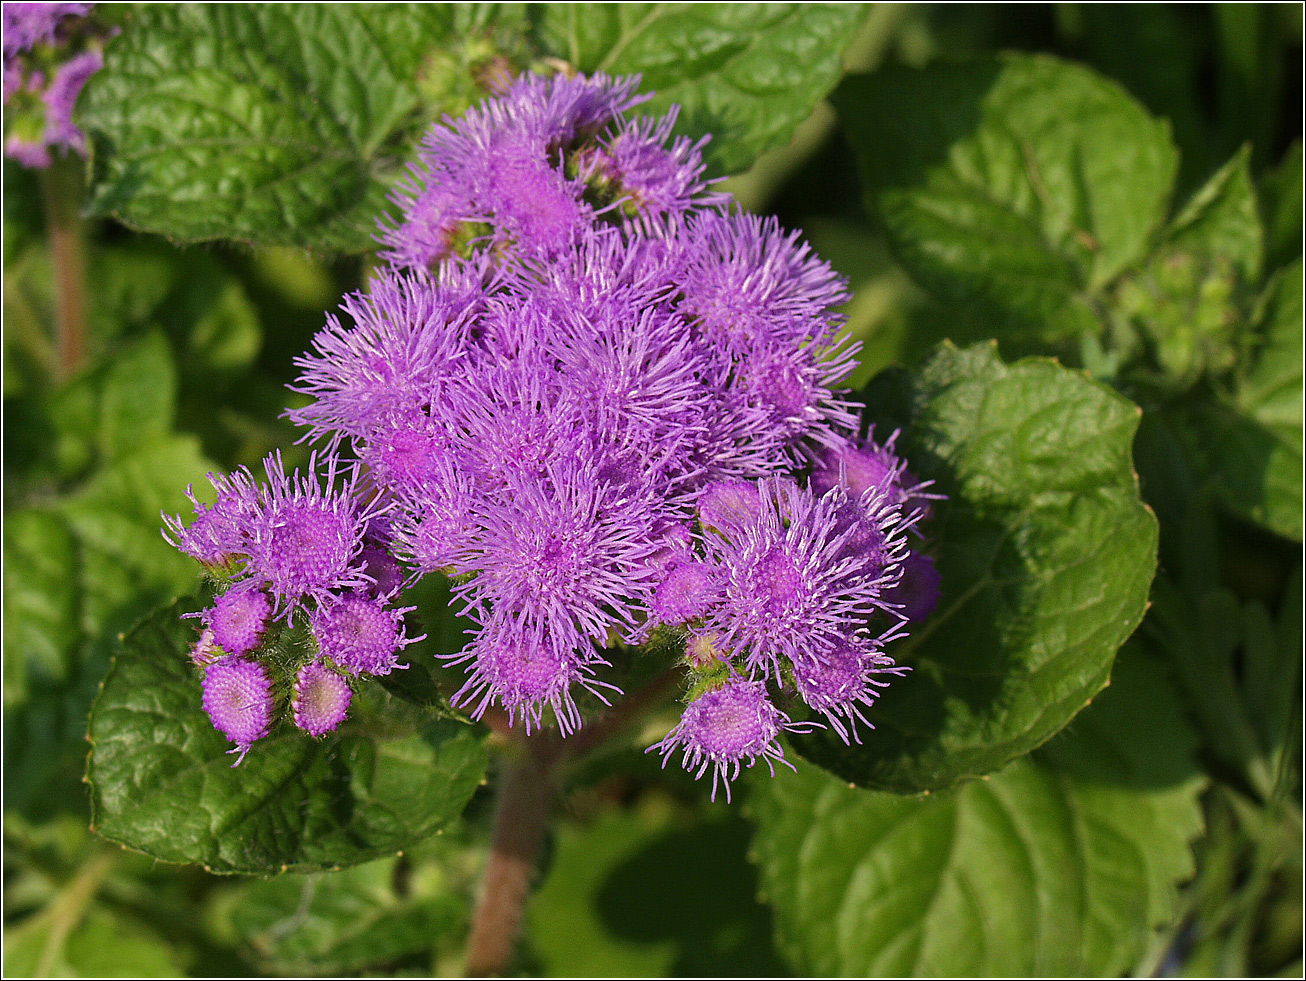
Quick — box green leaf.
[1261,140,1303,272]
[533,3,869,175]
[3,510,80,703]
[527,805,787,977]
[835,54,1178,342]
[792,342,1158,791]
[751,651,1204,976]
[1201,260,1303,540]
[3,906,185,978]
[3,436,213,820]
[226,857,463,974]
[86,600,488,874]
[80,4,496,251]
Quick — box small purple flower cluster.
[164,71,943,795]
[165,453,422,763]
[2,2,103,168]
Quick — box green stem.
[36,848,118,977]
[38,155,89,381]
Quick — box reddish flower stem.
[462,662,684,975]
[465,733,560,977]
[39,156,89,381]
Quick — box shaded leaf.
[3,906,184,978]
[528,805,787,977]
[80,4,491,251]
[1260,140,1302,272]
[86,600,488,874]
[751,651,1204,976]
[492,3,868,175]
[792,342,1157,791]
[835,54,1178,342]
[3,437,212,821]
[227,857,463,975]
[1201,261,1303,540]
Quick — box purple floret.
[288,266,482,444]
[162,471,260,569]
[455,460,660,654]
[358,540,406,600]
[650,675,797,802]
[648,561,720,627]
[702,478,907,680]
[243,451,376,616]
[204,583,271,656]
[378,71,722,268]
[792,637,906,745]
[449,618,593,736]
[311,593,421,676]
[2,3,91,59]
[681,211,850,355]
[881,551,942,623]
[202,657,275,765]
[41,47,98,150]
[292,661,353,736]
[3,4,100,167]
[811,427,943,521]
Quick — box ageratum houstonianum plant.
[162,71,943,800]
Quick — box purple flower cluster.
[2,3,103,168]
[166,453,422,763]
[164,71,943,794]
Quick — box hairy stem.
[38,155,89,381]
[462,662,684,973]
[465,734,560,977]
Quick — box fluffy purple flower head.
[792,638,905,745]
[289,266,481,444]
[681,211,849,356]
[40,47,98,148]
[358,540,405,600]
[696,480,761,538]
[3,5,100,167]
[377,71,724,268]
[359,410,455,498]
[447,615,616,735]
[443,359,590,488]
[243,451,376,616]
[388,458,479,576]
[575,106,725,233]
[204,583,271,656]
[480,139,584,254]
[648,561,720,627]
[292,661,353,736]
[456,460,659,652]
[811,427,941,521]
[162,470,260,570]
[495,70,646,146]
[202,657,274,765]
[651,675,795,802]
[702,478,907,680]
[312,593,420,676]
